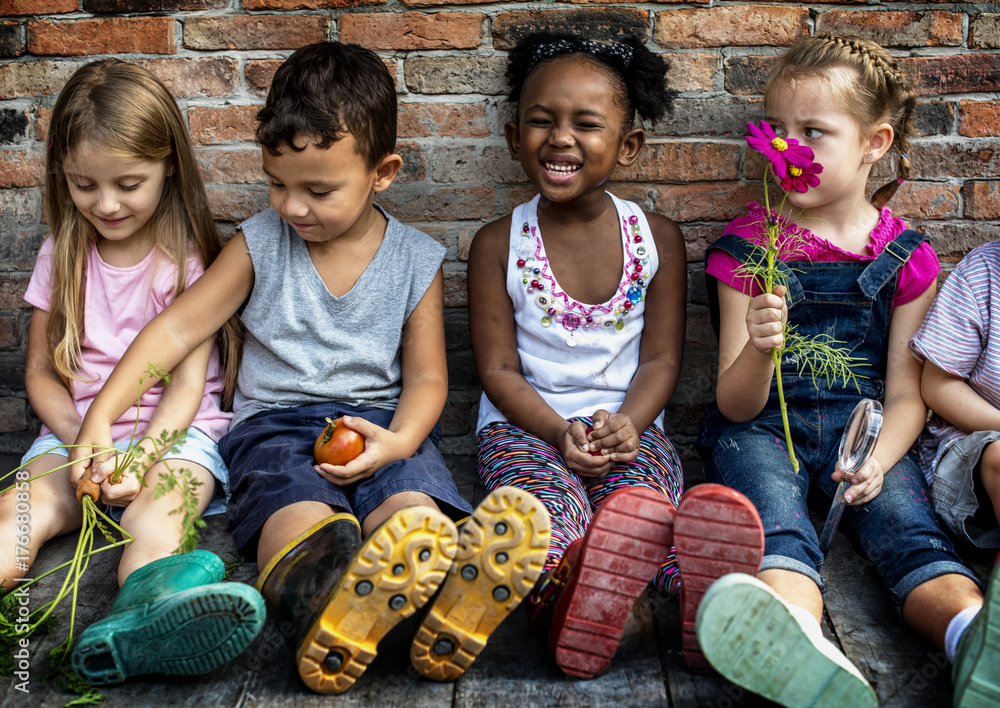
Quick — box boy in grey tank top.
[73,41,550,694]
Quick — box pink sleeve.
[895,242,940,306]
[23,237,55,312]
[704,216,765,297]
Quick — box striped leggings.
[477,419,684,596]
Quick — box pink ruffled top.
[706,202,940,308]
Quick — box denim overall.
[698,231,979,604]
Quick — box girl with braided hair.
[468,30,765,680]
[696,35,998,707]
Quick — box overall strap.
[706,233,806,303]
[856,229,928,299]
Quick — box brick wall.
[0,2,997,461]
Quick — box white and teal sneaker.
[953,561,1000,708]
[696,573,876,708]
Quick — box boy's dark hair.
[256,41,396,169]
[506,32,674,128]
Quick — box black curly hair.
[506,31,674,129]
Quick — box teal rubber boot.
[953,561,1000,708]
[72,550,266,685]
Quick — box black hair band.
[530,39,633,70]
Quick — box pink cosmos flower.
[780,162,823,193]
[746,121,814,179]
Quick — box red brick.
[654,6,807,49]
[137,58,238,98]
[245,56,396,98]
[960,101,1000,138]
[188,105,260,145]
[184,15,328,51]
[0,20,20,57]
[379,185,495,222]
[0,0,76,14]
[0,313,20,351]
[32,107,51,142]
[964,181,1000,219]
[398,102,489,138]
[83,0,227,10]
[493,9,648,50]
[443,267,466,308]
[654,182,764,223]
[28,17,176,56]
[246,60,284,98]
[207,188,269,223]
[196,149,264,184]
[883,181,959,219]
[0,273,29,310]
[0,60,76,99]
[663,52,718,93]
[456,225,477,262]
[395,141,426,183]
[725,55,778,96]
[0,150,43,187]
[0,397,27,433]
[815,10,962,47]
[912,140,1000,179]
[921,222,997,263]
[245,0,382,7]
[904,55,1000,96]
[620,141,743,183]
[971,14,1000,50]
[340,12,483,51]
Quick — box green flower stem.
[761,164,800,473]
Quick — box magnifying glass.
[817,398,883,563]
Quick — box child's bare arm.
[71,233,254,481]
[24,308,82,445]
[94,339,215,506]
[591,213,686,459]
[315,269,448,485]
[714,282,787,422]
[468,218,601,475]
[835,281,937,506]
[922,362,1000,434]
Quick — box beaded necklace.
[515,207,650,347]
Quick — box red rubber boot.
[546,487,675,679]
[675,483,765,673]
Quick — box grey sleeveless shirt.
[231,206,445,429]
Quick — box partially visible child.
[911,244,1000,549]
[468,31,765,679]
[71,42,550,694]
[0,60,264,684]
[696,35,998,708]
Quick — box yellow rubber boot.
[258,507,458,694]
[410,486,551,681]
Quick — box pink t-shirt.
[24,237,232,442]
[706,202,940,308]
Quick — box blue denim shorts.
[930,429,1000,548]
[702,405,981,606]
[20,427,230,520]
[219,401,474,555]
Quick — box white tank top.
[476,193,663,432]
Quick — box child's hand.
[560,420,615,478]
[68,422,115,489]
[585,410,641,462]
[832,456,885,505]
[313,416,395,486]
[747,285,788,355]
[97,461,142,507]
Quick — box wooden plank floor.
[2,455,993,708]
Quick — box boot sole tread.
[411,486,551,682]
[675,486,764,673]
[297,507,458,694]
[72,584,264,685]
[551,488,674,679]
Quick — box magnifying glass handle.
[817,477,851,560]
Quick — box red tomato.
[314,417,366,466]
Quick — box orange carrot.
[76,478,100,503]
